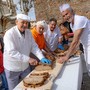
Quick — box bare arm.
[66,28,83,58]
[58,28,83,63]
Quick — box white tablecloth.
[13,55,83,90]
[52,55,83,90]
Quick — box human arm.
[43,44,53,55]
[30,34,51,64]
[4,31,39,66]
[58,28,83,63]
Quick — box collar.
[19,31,25,35]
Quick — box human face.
[36,25,44,34]
[16,19,28,32]
[59,24,68,35]
[61,9,74,23]
[49,21,56,31]
[60,24,65,33]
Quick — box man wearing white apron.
[3,14,51,90]
[58,4,90,76]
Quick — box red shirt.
[0,50,4,73]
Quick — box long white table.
[13,54,83,90]
[52,54,83,90]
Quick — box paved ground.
[81,73,90,90]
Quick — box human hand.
[41,58,51,64]
[57,56,68,64]
[29,58,38,65]
[47,52,55,58]
[51,51,56,56]
[64,50,68,54]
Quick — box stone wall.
[0,0,90,32]
[34,0,90,24]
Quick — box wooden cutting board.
[13,62,64,90]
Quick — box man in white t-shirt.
[58,4,90,76]
[44,18,62,51]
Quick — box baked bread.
[45,54,55,61]
[64,44,69,50]
[23,72,49,88]
[74,50,82,56]
[23,76,45,88]
[30,72,49,80]
[54,49,64,53]
[30,72,49,76]
[35,63,53,71]
[56,52,66,57]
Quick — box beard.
[20,26,28,32]
[67,15,74,23]
[50,29,54,32]
[50,27,55,32]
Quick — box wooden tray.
[13,62,63,90]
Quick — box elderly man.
[58,4,90,76]
[3,14,51,90]
[44,18,62,52]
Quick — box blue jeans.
[0,72,8,90]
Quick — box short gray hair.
[59,3,74,15]
[36,20,48,31]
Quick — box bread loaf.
[23,76,45,88]
[23,72,49,88]
[35,63,53,71]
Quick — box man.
[58,4,90,76]
[44,18,63,51]
[31,20,53,55]
[3,14,51,90]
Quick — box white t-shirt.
[44,25,62,51]
[70,15,90,48]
